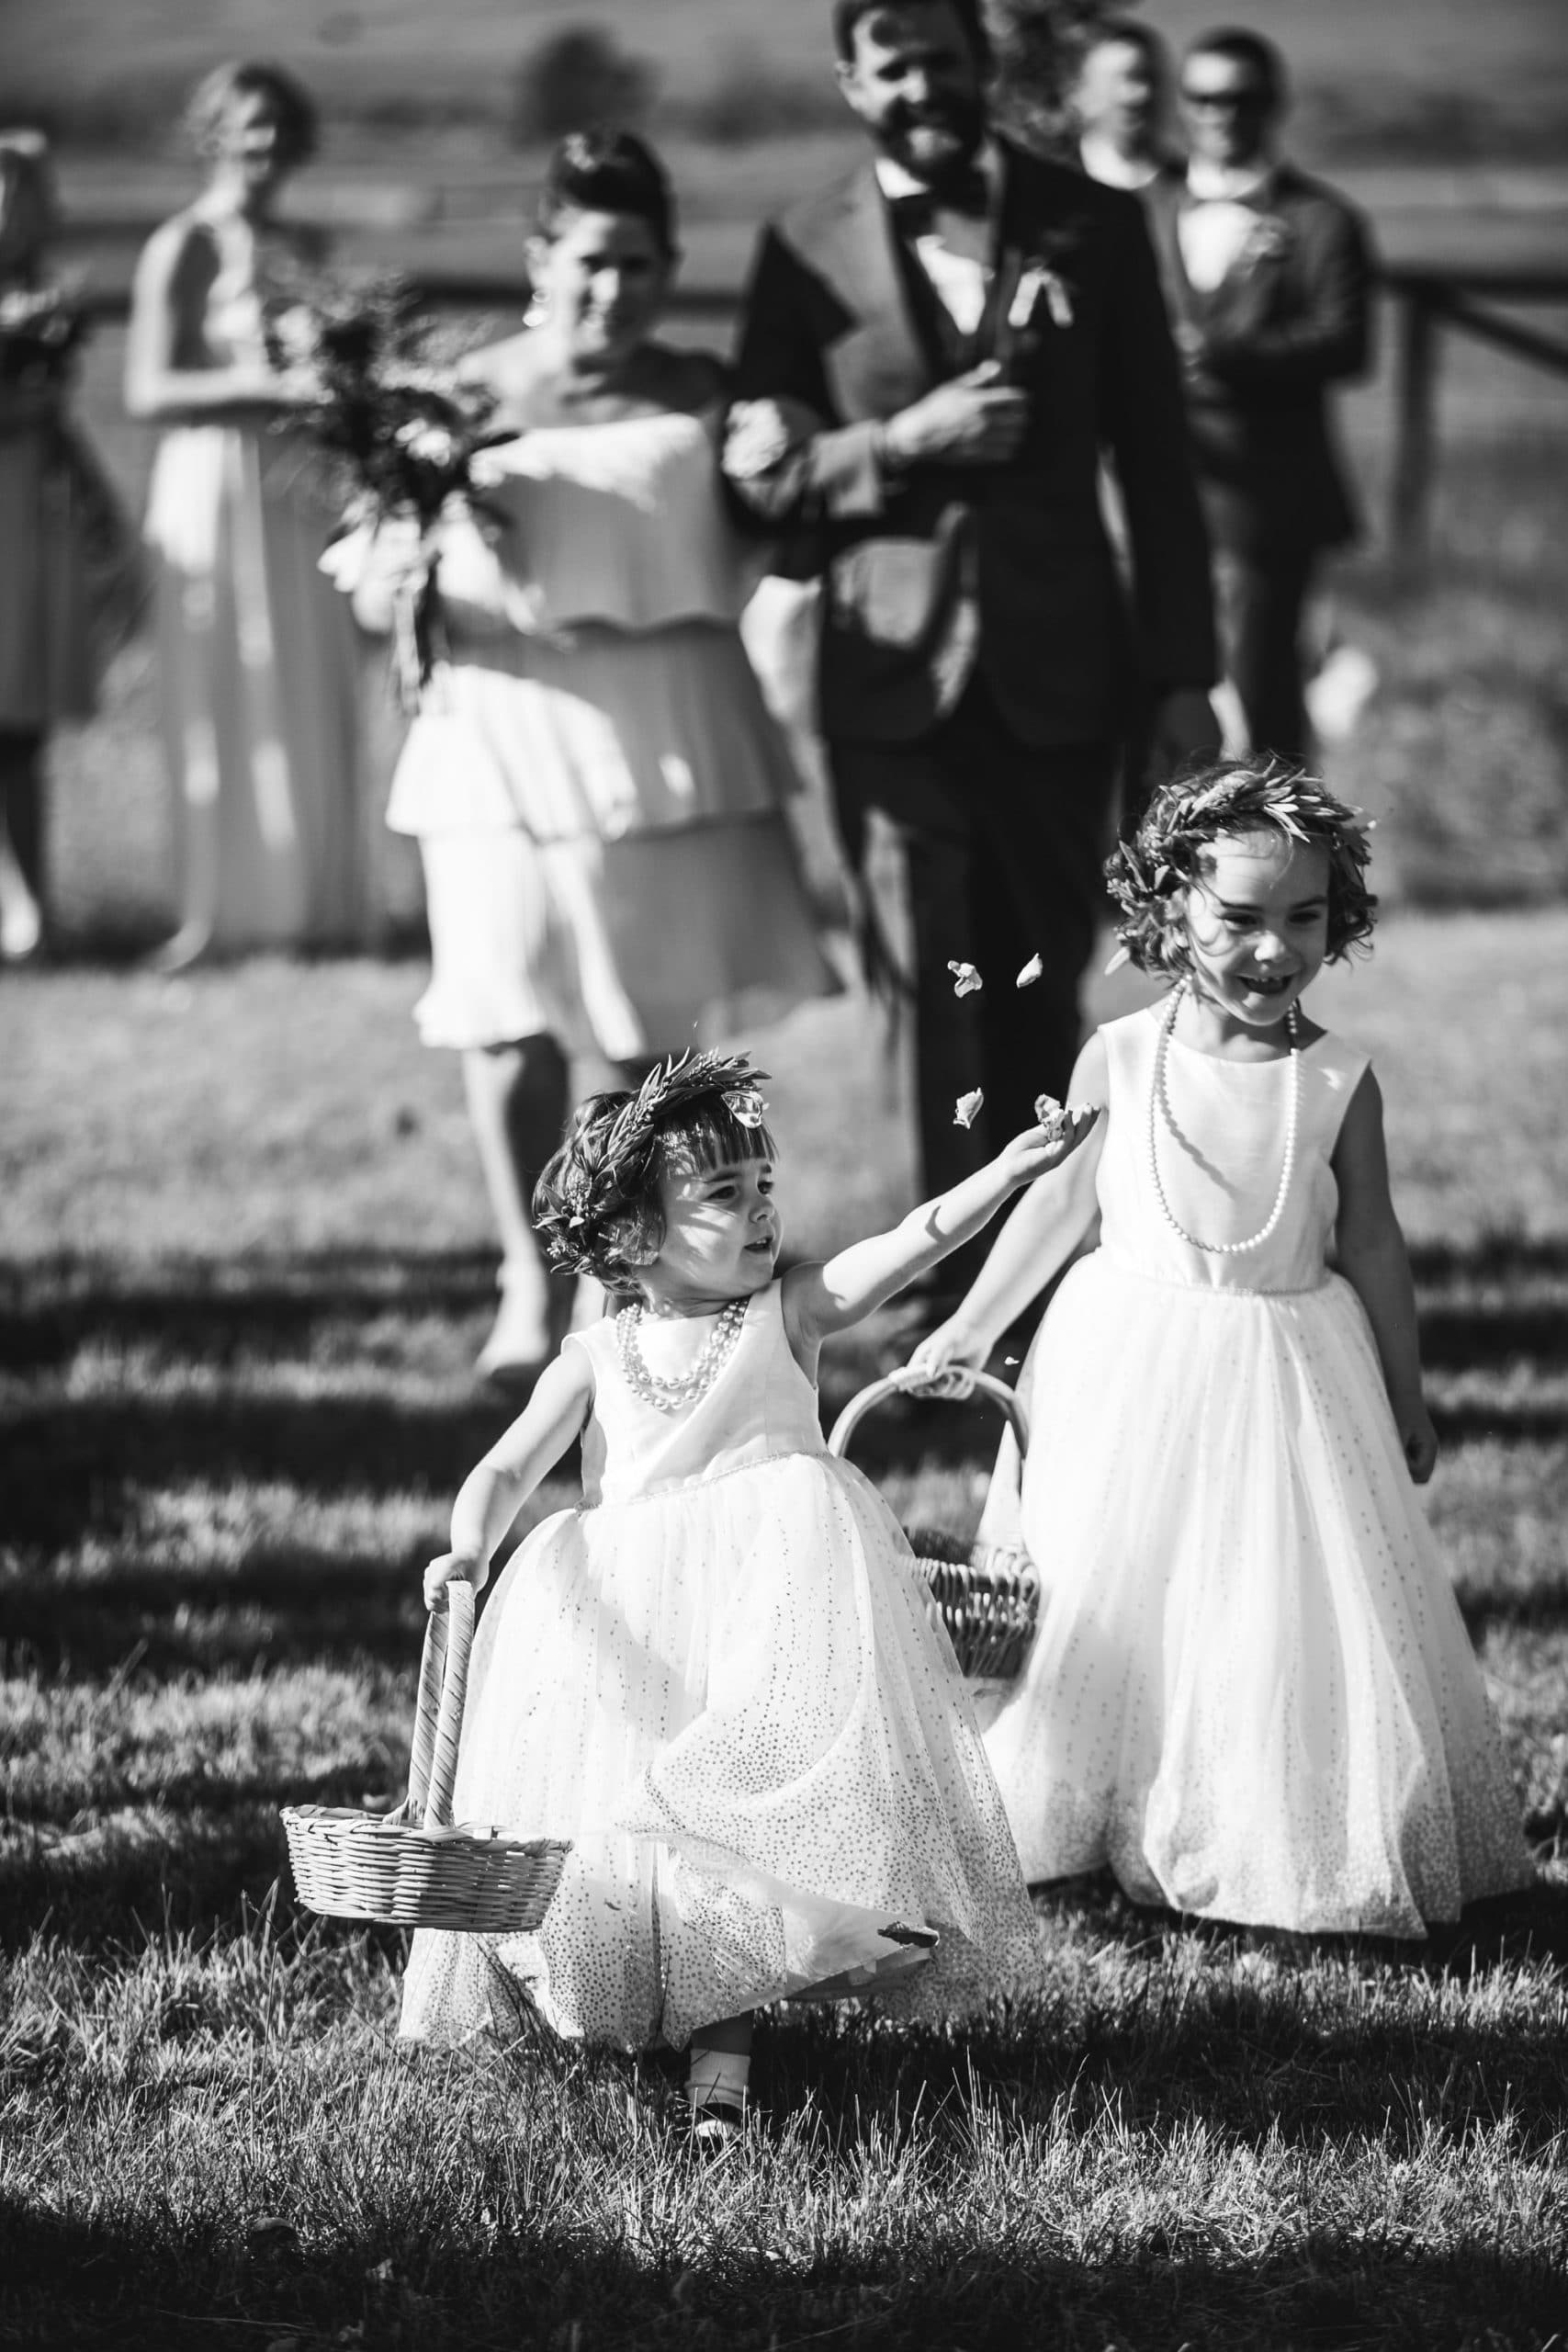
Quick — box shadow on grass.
[0,1245,502,1373]
[1021,1868,1568,1984]
[0,1549,431,1675]
[3,2168,1565,2352]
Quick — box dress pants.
[1215,547,1317,763]
[830,676,1115,1202]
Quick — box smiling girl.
[914,756,1533,1937]
[400,1050,1095,2131]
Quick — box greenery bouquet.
[276,276,499,710]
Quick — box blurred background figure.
[1071,15,1179,195]
[1143,27,1375,763]
[729,0,1216,1237]
[348,132,835,1381]
[125,61,367,969]
[0,129,137,963]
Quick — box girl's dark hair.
[533,1052,775,1288]
[536,129,677,257]
[1105,754,1377,979]
[185,61,320,171]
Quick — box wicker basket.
[282,1578,570,1933]
[829,1367,1041,1684]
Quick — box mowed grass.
[3,906,1567,2349]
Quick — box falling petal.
[947,960,984,998]
[953,1089,984,1129]
[1014,953,1043,989]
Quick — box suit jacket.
[728,142,1215,748]
[1141,163,1375,558]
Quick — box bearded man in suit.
[1142,27,1375,763]
[725,0,1216,1212]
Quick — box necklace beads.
[615,1296,748,1412]
[1148,980,1301,1256]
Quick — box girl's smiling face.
[640,1153,781,1313]
[1181,826,1331,1031]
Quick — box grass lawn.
[3,906,1566,2349]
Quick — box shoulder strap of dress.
[560,1316,615,1393]
[1100,1005,1159,1099]
[1306,1031,1372,1154]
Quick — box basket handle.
[827,1364,1029,1460]
[404,1577,477,1831]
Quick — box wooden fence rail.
[79,256,1568,572]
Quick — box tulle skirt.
[400,1452,1041,2052]
[981,1254,1534,1937]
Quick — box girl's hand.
[423,1550,489,1611]
[997,1102,1101,1189]
[908,1317,991,1382]
[1397,1401,1439,1486]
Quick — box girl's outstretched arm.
[423,1345,594,1609]
[782,1103,1100,1368]
[1331,1068,1438,1483]
[910,1033,1110,1375]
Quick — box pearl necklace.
[1148,980,1301,1256]
[615,1296,748,1413]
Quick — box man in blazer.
[726,0,1216,1209]
[1142,28,1374,762]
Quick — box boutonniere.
[1009,260,1073,332]
[1238,213,1292,273]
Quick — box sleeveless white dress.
[141,211,366,954]
[980,1006,1533,1938]
[400,1282,1040,2052]
[385,411,834,1059]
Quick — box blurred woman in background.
[126,61,366,967]
[343,130,834,1381]
[0,130,138,962]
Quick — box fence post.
[1389,283,1440,574]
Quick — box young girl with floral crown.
[400,1051,1098,2130]
[914,758,1534,1938]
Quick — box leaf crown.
[1105,754,1377,978]
[533,1050,774,1282]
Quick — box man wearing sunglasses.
[1142,28,1374,762]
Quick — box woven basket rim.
[904,1525,1037,1577]
[282,1804,567,1852]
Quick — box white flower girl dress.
[401,1281,1040,2051]
[980,1006,1534,1937]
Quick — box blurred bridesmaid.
[0,130,138,961]
[126,62,366,966]
[342,132,835,1380]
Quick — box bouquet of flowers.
[276,276,499,710]
[0,283,88,386]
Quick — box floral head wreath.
[534,1049,772,1279]
[1104,755,1377,978]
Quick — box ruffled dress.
[400,1282,1040,2052]
[384,410,835,1059]
[140,211,366,953]
[980,1007,1533,1938]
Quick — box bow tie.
[886,164,990,236]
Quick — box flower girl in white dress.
[401,1052,1099,2129]
[915,759,1534,1939]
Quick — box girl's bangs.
[660,1100,778,1175]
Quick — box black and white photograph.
[4,1,1566,2345]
